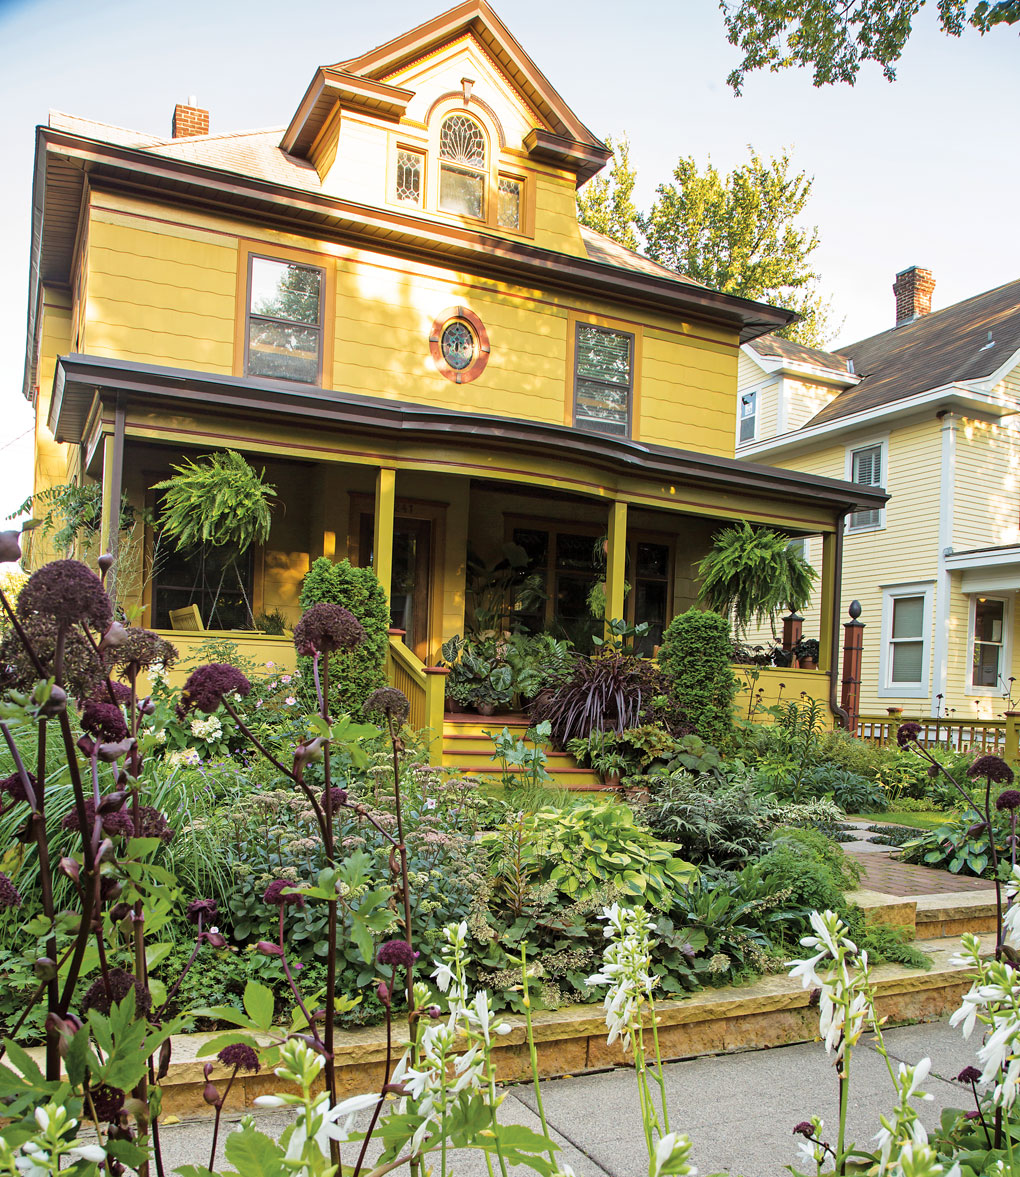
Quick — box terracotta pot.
[799,657,817,670]
[886,706,904,716]
[601,771,621,792]
[625,781,651,805]
[476,701,497,716]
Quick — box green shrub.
[298,556,388,715]
[643,774,776,868]
[658,608,737,748]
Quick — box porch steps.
[440,713,605,791]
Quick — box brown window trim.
[429,305,490,384]
[244,252,326,386]
[572,322,635,440]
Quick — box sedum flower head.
[293,603,364,656]
[17,559,112,631]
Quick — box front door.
[359,514,432,661]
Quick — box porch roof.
[51,353,889,518]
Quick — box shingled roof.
[747,333,852,377]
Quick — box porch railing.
[385,630,448,766]
[855,715,1008,755]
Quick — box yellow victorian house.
[22,1,883,763]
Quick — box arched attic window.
[438,114,487,219]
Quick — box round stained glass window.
[441,321,475,371]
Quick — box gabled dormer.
[280,1,611,254]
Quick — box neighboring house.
[738,267,1020,721]
[21,1,881,761]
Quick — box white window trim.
[844,434,889,534]
[736,387,760,447]
[878,580,934,700]
[965,592,1013,697]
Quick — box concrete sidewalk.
[155,1019,980,1176]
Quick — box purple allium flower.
[363,687,410,724]
[180,664,251,714]
[217,1043,260,1073]
[136,806,174,843]
[81,967,151,1017]
[996,789,1020,812]
[792,1122,815,1138]
[88,1084,126,1123]
[0,873,22,909]
[957,1066,982,1084]
[186,898,218,925]
[263,879,302,906]
[968,756,1015,785]
[896,722,923,748]
[61,797,135,839]
[377,939,418,968]
[0,771,34,803]
[114,628,179,672]
[293,603,365,656]
[80,701,128,743]
[17,560,112,630]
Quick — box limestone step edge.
[55,936,980,1119]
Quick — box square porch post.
[818,530,837,675]
[606,500,628,631]
[373,468,396,605]
[99,399,126,600]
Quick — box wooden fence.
[856,715,1008,756]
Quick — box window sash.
[972,598,1006,689]
[497,176,521,229]
[887,593,925,684]
[738,390,757,443]
[395,149,424,205]
[573,324,633,437]
[246,255,324,384]
[848,443,884,530]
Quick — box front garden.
[2,540,1020,1176]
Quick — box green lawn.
[847,811,947,830]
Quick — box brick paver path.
[847,845,995,897]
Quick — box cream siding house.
[737,268,1020,720]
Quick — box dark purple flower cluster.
[996,789,1020,812]
[792,1122,815,1138]
[968,755,1015,785]
[186,898,219,925]
[0,872,23,909]
[323,786,348,810]
[17,560,112,631]
[88,1084,126,1123]
[1,615,111,699]
[0,771,33,803]
[114,628,179,672]
[956,1065,982,1084]
[81,967,151,1017]
[180,663,251,714]
[263,879,303,906]
[896,722,923,748]
[293,603,365,657]
[87,681,133,708]
[217,1043,260,1073]
[136,806,174,843]
[363,687,410,724]
[61,797,135,839]
[80,701,128,743]
[377,939,418,968]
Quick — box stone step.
[915,892,999,939]
[122,936,978,1120]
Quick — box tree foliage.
[577,141,836,347]
[657,608,738,748]
[697,520,816,636]
[641,149,836,347]
[298,556,388,715]
[576,135,641,251]
[720,0,1018,92]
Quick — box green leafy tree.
[640,149,836,347]
[720,0,1017,92]
[576,135,641,251]
[298,556,388,715]
[658,608,738,748]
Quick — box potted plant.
[441,634,514,714]
[792,637,820,669]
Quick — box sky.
[0,0,1017,522]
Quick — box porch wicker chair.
[168,604,204,632]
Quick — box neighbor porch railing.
[385,629,448,766]
[855,714,1011,756]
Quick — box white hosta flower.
[284,1090,379,1160]
[650,1131,697,1176]
[587,904,657,1053]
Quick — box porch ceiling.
[53,353,889,521]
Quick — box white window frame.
[737,388,758,446]
[878,580,934,699]
[965,593,1012,696]
[844,435,888,533]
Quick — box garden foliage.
[657,608,737,748]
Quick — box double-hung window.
[847,442,885,531]
[573,323,633,438]
[738,389,757,444]
[971,596,1008,691]
[880,582,933,698]
[246,255,324,384]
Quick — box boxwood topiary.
[297,556,388,715]
[657,608,737,748]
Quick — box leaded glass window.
[439,115,486,218]
[395,149,423,205]
[573,324,633,437]
[497,176,521,229]
[441,320,475,371]
[247,256,323,384]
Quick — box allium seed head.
[217,1044,260,1073]
[18,560,112,630]
[363,687,410,724]
[377,939,418,968]
[114,628,179,672]
[996,789,1020,812]
[968,755,1015,785]
[180,664,251,714]
[293,603,365,656]
[80,701,128,743]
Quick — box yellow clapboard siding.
[88,272,235,319]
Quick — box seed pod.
[98,553,114,575]
[256,940,284,957]
[39,685,67,717]
[157,1038,172,1080]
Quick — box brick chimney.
[172,97,209,139]
[893,266,935,326]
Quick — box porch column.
[605,500,628,631]
[99,399,126,600]
[373,468,396,605]
[818,530,838,675]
